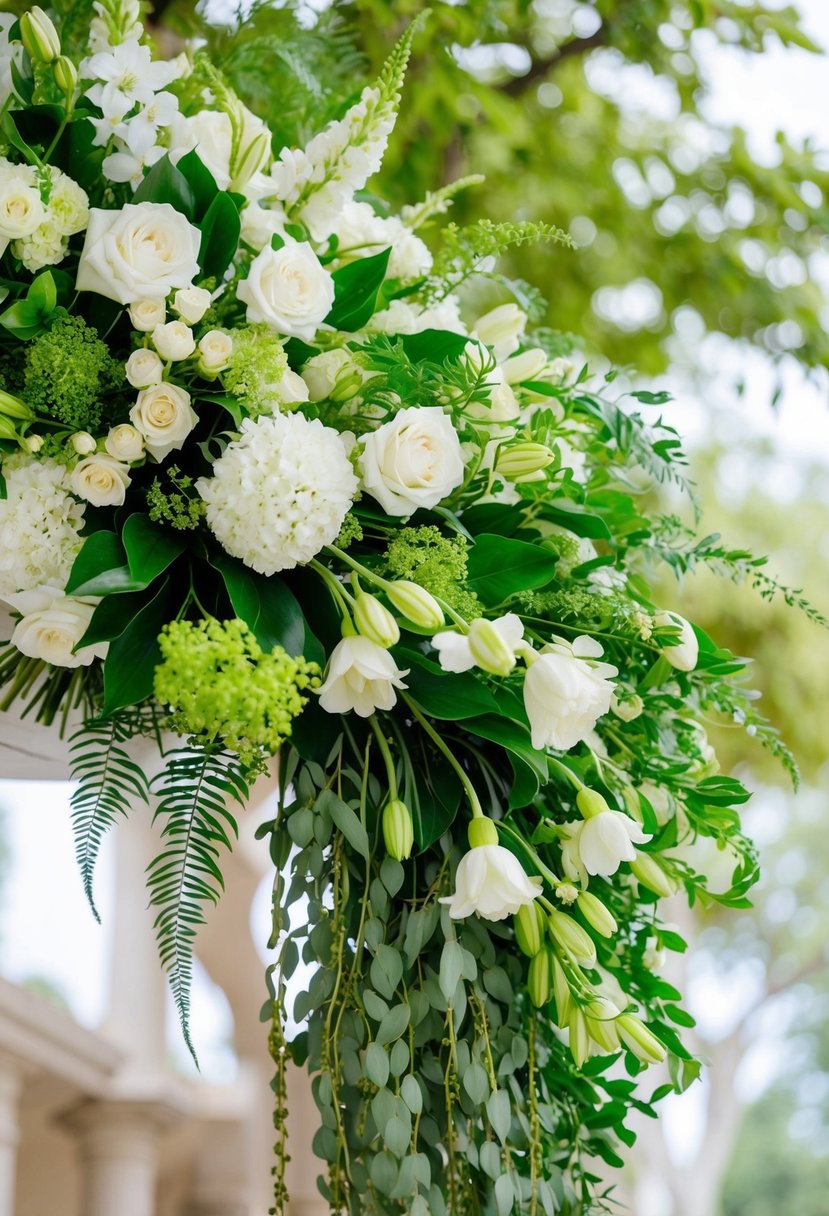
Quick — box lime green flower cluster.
[146,467,206,532]
[24,314,121,431]
[384,525,480,618]
[154,618,320,767]
[222,325,291,416]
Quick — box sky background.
[1,0,828,1094]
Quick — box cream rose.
[129,298,166,332]
[105,424,144,462]
[70,453,131,507]
[358,406,465,517]
[197,329,233,373]
[237,242,335,340]
[9,586,107,669]
[76,202,201,305]
[129,382,198,461]
[152,320,196,361]
[172,285,211,324]
[125,348,163,388]
[0,177,45,239]
[70,431,97,455]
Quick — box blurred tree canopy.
[142,0,829,383]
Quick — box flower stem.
[402,693,484,818]
[368,714,399,802]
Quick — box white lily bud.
[353,592,400,649]
[495,441,555,480]
[472,303,527,362]
[502,347,548,384]
[654,610,699,672]
[568,1007,590,1067]
[630,854,678,899]
[548,909,596,968]
[585,997,621,1052]
[382,799,414,861]
[231,129,271,191]
[20,7,61,63]
[577,890,617,938]
[551,955,573,1026]
[617,1014,667,1065]
[53,54,77,94]
[467,617,517,676]
[384,580,444,631]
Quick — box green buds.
[354,591,400,649]
[630,854,678,899]
[514,900,545,957]
[576,890,617,938]
[230,128,271,192]
[53,54,78,94]
[467,815,499,849]
[528,946,553,1007]
[617,1014,667,1064]
[20,7,61,63]
[382,798,414,861]
[384,580,444,631]
[576,787,610,820]
[548,909,596,968]
[467,617,516,676]
[495,441,555,480]
[0,389,34,422]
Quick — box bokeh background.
[2,2,829,1213]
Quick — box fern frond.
[402,174,485,230]
[69,712,153,922]
[148,743,250,1061]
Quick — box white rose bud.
[198,329,234,375]
[125,347,164,388]
[359,406,465,517]
[24,434,45,453]
[237,242,335,340]
[173,286,212,325]
[70,453,131,507]
[471,303,527,362]
[0,179,46,240]
[610,689,644,722]
[70,431,97,455]
[129,298,166,332]
[129,383,198,462]
[152,320,196,362]
[655,610,699,672]
[105,424,144,463]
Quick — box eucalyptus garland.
[0,5,810,1214]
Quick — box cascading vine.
[0,4,820,1214]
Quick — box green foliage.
[68,709,153,920]
[148,741,250,1060]
[384,525,480,617]
[146,466,206,531]
[429,218,572,299]
[23,313,121,431]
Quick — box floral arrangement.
[0,5,800,1213]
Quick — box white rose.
[129,298,166,332]
[302,349,353,401]
[70,453,131,507]
[9,587,107,669]
[0,177,45,239]
[561,812,651,882]
[197,329,233,373]
[173,285,211,325]
[76,202,201,305]
[440,844,542,921]
[125,348,163,388]
[105,424,144,462]
[655,610,699,671]
[275,367,309,405]
[237,242,335,340]
[70,432,97,455]
[152,320,196,361]
[317,636,409,718]
[358,406,465,517]
[472,303,527,362]
[129,382,198,461]
[523,635,617,751]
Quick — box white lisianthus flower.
[0,457,85,598]
[172,285,212,325]
[237,242,335,340]
[440,818,542,921]
[70,453,132,507]
[560,812,651,882]
[239,202,290,252]
[433,613,524,676]
[471,303,527,362]
[197,413,358,574]
[152,320,196,361]
[197,329,233,374]
[125,348,163,388]
[129,383,198,462]
[358,406,465,517]
[129,298,166,332]
[317,635,409,718]
[332,200,432,281]
[105,424,144,463]
[522,635,617,751]
[654,610,699,671]
[7,585,107,668]
[76,202,201,304]
[368,295,467,337]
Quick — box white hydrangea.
[0,457,86,599]
[332,201,432,281]
[368,296,467,337]
[268,86,396,239]
[197,413,358,574]
[0,159,90,272]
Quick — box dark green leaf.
[175,149,220,217]
[199,192,242,279]
[132,154,195,219]
[102,578,173,714]
[399,650,499,720]
[208,550,309,658]
[326,247,391,330]
[467,534,558,603]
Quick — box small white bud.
[70,431,97,455]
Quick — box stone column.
[65,1099,173,1216]
[0,1056,22,1216]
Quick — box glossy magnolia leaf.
[65,531,140,597]
[199,191,242,279]
[133,153,196,219]
[399,650,499,720]
[122,513,187,585]
[209,550,308,658]
[326,247,391,330]
[467,533,558,604]
[102,578,173,714]
[175,149,220,217]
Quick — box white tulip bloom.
[560,811,651,882]
[655,610,699,672]
[441,844,542,921]
[522,635,617,751]
[317,636,409,718]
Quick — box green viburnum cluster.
[153,619,320,768]
[222,325,291,415]
[385,526,481,618]
[23,314,121,431]
[146,467,206,531]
